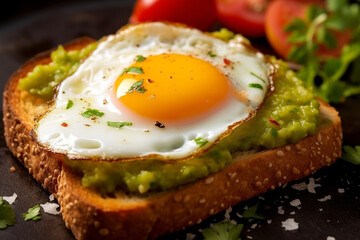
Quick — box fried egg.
[33,22,273,161]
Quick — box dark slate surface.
[1,1,359,239]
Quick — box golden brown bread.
[3,37,342,240]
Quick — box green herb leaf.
[128,79,147,94]
[287,31,307,43]
[107,121,132,129]
[0,197,16,229]
[307,5,326,21]
[243,202,265,219]
[121,66,144,76]
[248,83,263,90]
[250,72,266,83]
[208,51,217,57]
[270,128,278,137]
[327,0,348,12]
[285,0,360,103]
[22,205,41,221]
[342,145,360,165]
[284,18,307,32]
[202,221,244,240]
[136,55,146,62]
[66,100,73,109]
[81,108,105,118]
[194,137,208,147]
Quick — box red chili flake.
[61,122,68,127]
[155,121,165,128]
[224,58,231,65]
[268,118,280,126]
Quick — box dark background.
[1,1,360,240]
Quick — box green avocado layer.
[19,42,98,100]
[65,59,320,195]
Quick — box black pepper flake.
[155,121,165,128]
[147,79,154,83]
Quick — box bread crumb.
[40,202,60,215]
[49,194,55,201]
[291,182,307,191]
[224,207,232,220]
[307,178,321,193]
[186,233,196,240]
[318,195,331,202]
[9,166,16,172]
[278,206,284,215]
[290,199,301,207]
[327,236,335,240]
[281,218,299,231]
[3,193,17,204]
[338,188,345,193]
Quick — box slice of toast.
[3,37,342,240]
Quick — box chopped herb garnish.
[0,197,16,229]
[81,108,105,118]
[284,0,360,103]
[270,128,278,137]
[136,55,146,62]
[194,137,208,147]
[248,83,264,90]
[66,100,73,109]
[22,205,41,221]
[128,79,147,94]
[208,51,217,57]
[342,145,360,165]
[107,121,132,129]
[202,221,244,240]
[155,121,165,128]
[121,66,144,76]
[243,202,265,220]
[250,72,266,83]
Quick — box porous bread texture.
[3,37,342,240]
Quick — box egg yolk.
[114,54,230,122]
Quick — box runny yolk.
[114,53,230,122]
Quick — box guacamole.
[19,42,98,100]
[20,43,319,195]
[65,59,320,195]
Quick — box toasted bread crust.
[3,38,342,240]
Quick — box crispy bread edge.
[3,39,342,240]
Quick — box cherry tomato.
[129,0,217,31]
[215,0,272,38]
[265,0,350,59]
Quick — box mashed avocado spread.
[21,42,319,195]
[19,42,98,100]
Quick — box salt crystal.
[281,218,299,231]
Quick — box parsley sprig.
[128,79,147,94]
[194,137,208,147]
[342,145,360,165]
[0,197,16,229]
[202,221,244,240]
[22,205,41,221]
[285,0,360,103]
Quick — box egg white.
[33,22,272,161]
